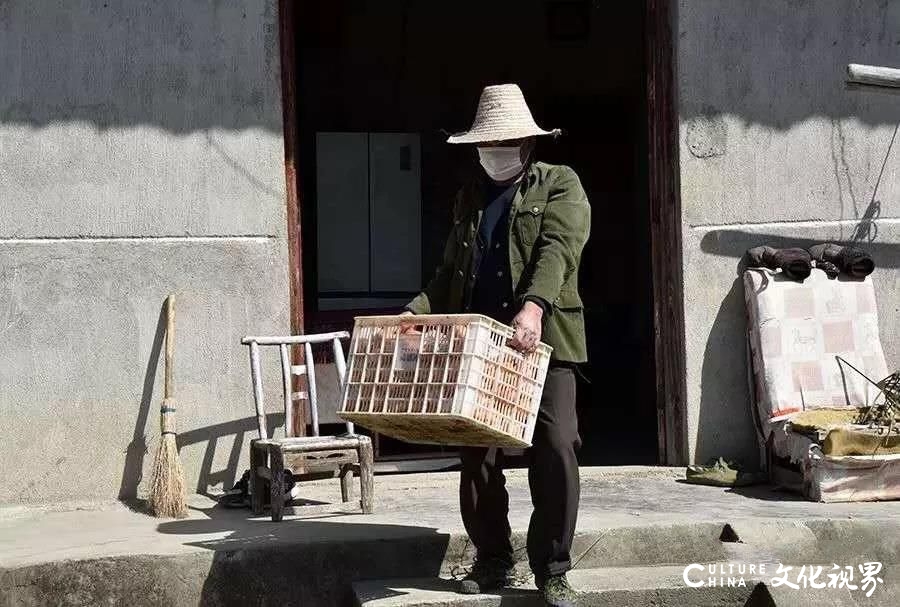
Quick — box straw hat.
[447,84,561,144]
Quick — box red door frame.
[277,0,306,436]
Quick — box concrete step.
[354,564,900,607]
[353,566,762,607]
[4,513,897,606]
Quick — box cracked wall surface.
[0,1,289,504]
[677,0,900,465]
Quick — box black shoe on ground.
[459,557,514,595]
[538,573,578,607]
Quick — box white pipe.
[847,63,900,89]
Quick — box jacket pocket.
[553,289,583,310]
[514,201,547,246]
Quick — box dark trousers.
[459,366,581,577]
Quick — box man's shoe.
[459,558,514,595]
[541,574,578,607]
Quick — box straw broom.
[148,294,188,518]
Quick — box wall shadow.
[696,216,899,469]
[696,278,760,467]
[1,1,896,134]
[0,1,280,133]
[678,1,900,128]
[157,513,452,606]
[118,301,284,504]
[118,293,286,503]
[177,413,284,497]
[699,228,900,266]
[725,484,807,502]
[118,299,167,504]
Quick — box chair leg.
[269,448,285,522]
[340,463,354,503]
[358,437,374,514]
[249,441,265,516]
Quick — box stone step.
[354,563,900,607]
[353,566,761,607]
[5,517,897,606]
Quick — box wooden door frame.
[276,0,689,464]
[278,0,303,338]
[646,0,688,465]
[278,0,306,437]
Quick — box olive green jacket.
[407,161,590,363]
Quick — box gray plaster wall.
[0,1,290,503]
[677,0,900,466]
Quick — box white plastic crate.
[338,314,552,448]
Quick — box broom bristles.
[149,434,188,518]
[148,404,188,519]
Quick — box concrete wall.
[0,1,290,504]
[677,0,900,465]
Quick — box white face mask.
[477,146,527,182]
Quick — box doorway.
[289,0,665,465]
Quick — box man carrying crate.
[403,84,590,607]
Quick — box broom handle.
[165,294,175,400]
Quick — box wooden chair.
[241,332,374,521]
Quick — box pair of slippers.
[746,243,874,281]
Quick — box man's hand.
[399,310,417,334]
[509,301,543,353]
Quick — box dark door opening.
[293,0,658,465]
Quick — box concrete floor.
[2,466,898,570]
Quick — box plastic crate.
[338,314,552,448]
